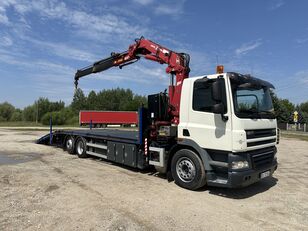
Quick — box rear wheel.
[171,149,206,190]
[64,136,75,154]
[76,137,87,158]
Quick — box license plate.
[260,170,270,179]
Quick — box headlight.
[231,160,249,169]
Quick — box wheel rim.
[176,157,196,183]
[77,141,84,155]
[66,138,73,150]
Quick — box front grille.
[245,129,276,147]
[246,129,276,139]
[247,138,276,147]
[250,147,275,169]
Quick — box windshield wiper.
[239,108,258,113]
[238,108,261,118]
[258,110,275,118]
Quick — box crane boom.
[74,37,190,124]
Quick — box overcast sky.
[0,0,308,108]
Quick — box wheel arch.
[167,139,213,172]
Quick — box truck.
[79,111,138,127]
[38,37,278,190]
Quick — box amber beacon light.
[216,65,224,74]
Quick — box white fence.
[286,123,307,132]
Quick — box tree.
[94,88,144,111]
[125,95,147,111]
[41,111,65,125]
[10,109,22,121]
[280,99,295,113]
[299,101,308,114]
[23,105,36,121]
[298,101,308,123]
[271,93,295,123]
[87,91,97,110]
[35,97,65,122]
[71,88,87,112]
[0,102,15,121]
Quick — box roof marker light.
[216,65,224,74]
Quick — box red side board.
[79,111,138,125]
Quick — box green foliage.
[299,101,308,113]
[92,88,146,111]
[41,108,76,125]
[280,99,295,113]
[125,95,147,111]
[66,88,146,112]
[271,93,295,123]
[21,98,65,122]
[71,88,87,113]
[22,105,36,121]
[41,111,65,125]
[35,97,65,122]
[0,115,5,122]
[87,90,98,110]
[298,101,308,123]
[10,109,22,121]
[0,102,15,121]
[66,115,79,125]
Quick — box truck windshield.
[232,86,275,119]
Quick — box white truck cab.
[176,72,278,188]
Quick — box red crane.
[74,36,190,124]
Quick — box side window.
[193,81,215,112]
[193,79,227,113]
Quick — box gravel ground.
[0,128,307,231]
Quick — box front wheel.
[171,149,206,190]
[76,137,88,158]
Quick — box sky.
[0,0,308,108]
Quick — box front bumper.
[206,146,278,188]
[228,161,278,188]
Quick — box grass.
[0,121,44,127]
[281,130,308,142]
[0,121,79,131]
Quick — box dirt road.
[0,128,307,230]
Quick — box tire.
[171,149,206,190]
[75,137,88,158]
[64,136,75,154]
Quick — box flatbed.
[53,129,139,144]
[38,108,150,170]
[37,127,148,169]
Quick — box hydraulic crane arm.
[74,51,137,86]
[74,36,190,124]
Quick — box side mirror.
[212,103,224,114]
[212,78,228,122]
[212,79,223,102]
